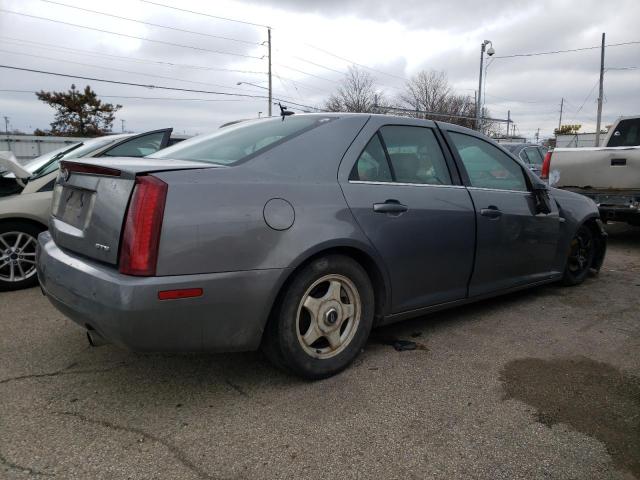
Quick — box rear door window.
[350,134,392,182]
[350,126,452,185]
[448,132,528,192]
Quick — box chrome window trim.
[348,181,532,194]
[466,186,531,194]
[348,180,465,189]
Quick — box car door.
[99,128,173,158]
[339,118,476,314]
[443,128,561,297]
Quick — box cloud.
[0,0,638,139]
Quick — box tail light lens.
[60,161,121,177]
[119,175,167,276]
[541,151,552,180]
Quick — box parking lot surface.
[1,224,639,480]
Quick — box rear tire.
[562,225,595,286]
[0,221,44,292]
[262,255,374,379]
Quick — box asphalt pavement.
[1,223,638,480]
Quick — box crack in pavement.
[0,362,129,386]
[52,411,216,480]
[0,451,55,477]
[224,379,267,407]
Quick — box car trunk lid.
[49,157,218,265]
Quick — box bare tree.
[400,70,451,116]
[398,70,477,128]
[325,66,385,113]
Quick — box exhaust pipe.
[87,329,109,347]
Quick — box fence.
[0,135,91,164]
[555,133,599,148]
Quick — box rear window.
[149,116,335,165]
[607,118,640,147]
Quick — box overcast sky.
[0,0,638,140]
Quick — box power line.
[0,90,246,102]
[1,48,308,104]
[274,63,341,84]
[0,48,264,94]
[273,72,331,94]
[383,105,510,123]
[0,64,326,112]
[0,36,267,75]
[0,8,264,60]
[607,66,640,71]
[569,78,601,125]
[136,0,406,91]
[140,0,270,29]
[39,0,263,46]
[494,40,640,59]
[296,42,409,82]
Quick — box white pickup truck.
[542,115,640,226]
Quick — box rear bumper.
[578,191,640,223]
[37,231,286,352]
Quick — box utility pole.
[121,119,126,133]
[506,110,511,138]
[558,97,564,131]
[595,32,605,147]
[535,128,540,144]
[267,27,272,117]
[3,116,9,152]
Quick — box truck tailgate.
[551,146,640,189]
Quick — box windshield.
[21,143,82,174]
[29,136,126,179]
[149,116,335,165]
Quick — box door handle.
[373,200,408,214]
[480,206,502,219]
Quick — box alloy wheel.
[567,229,593,274]
[296,274,361,359]
[0,231,38,283]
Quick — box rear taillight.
[541,151,552,180]
[119,175,167,276]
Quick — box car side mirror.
[532,182,552,214]
[532,181,548,192]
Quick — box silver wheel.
[0,231,38,284]
[296,274,361,359]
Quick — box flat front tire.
[262,255,374,379]
[562,225,595,286]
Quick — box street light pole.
[476,40,494,132]
[267,27,272,118]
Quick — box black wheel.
[562,225,595,286]
[262,255,374,379]
[0,222,44,292]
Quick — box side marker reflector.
[158,288,203,300]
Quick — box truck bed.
[550,146,640,190]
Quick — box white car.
[0,128,178,291]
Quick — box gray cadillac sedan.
[37,114,606,378]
